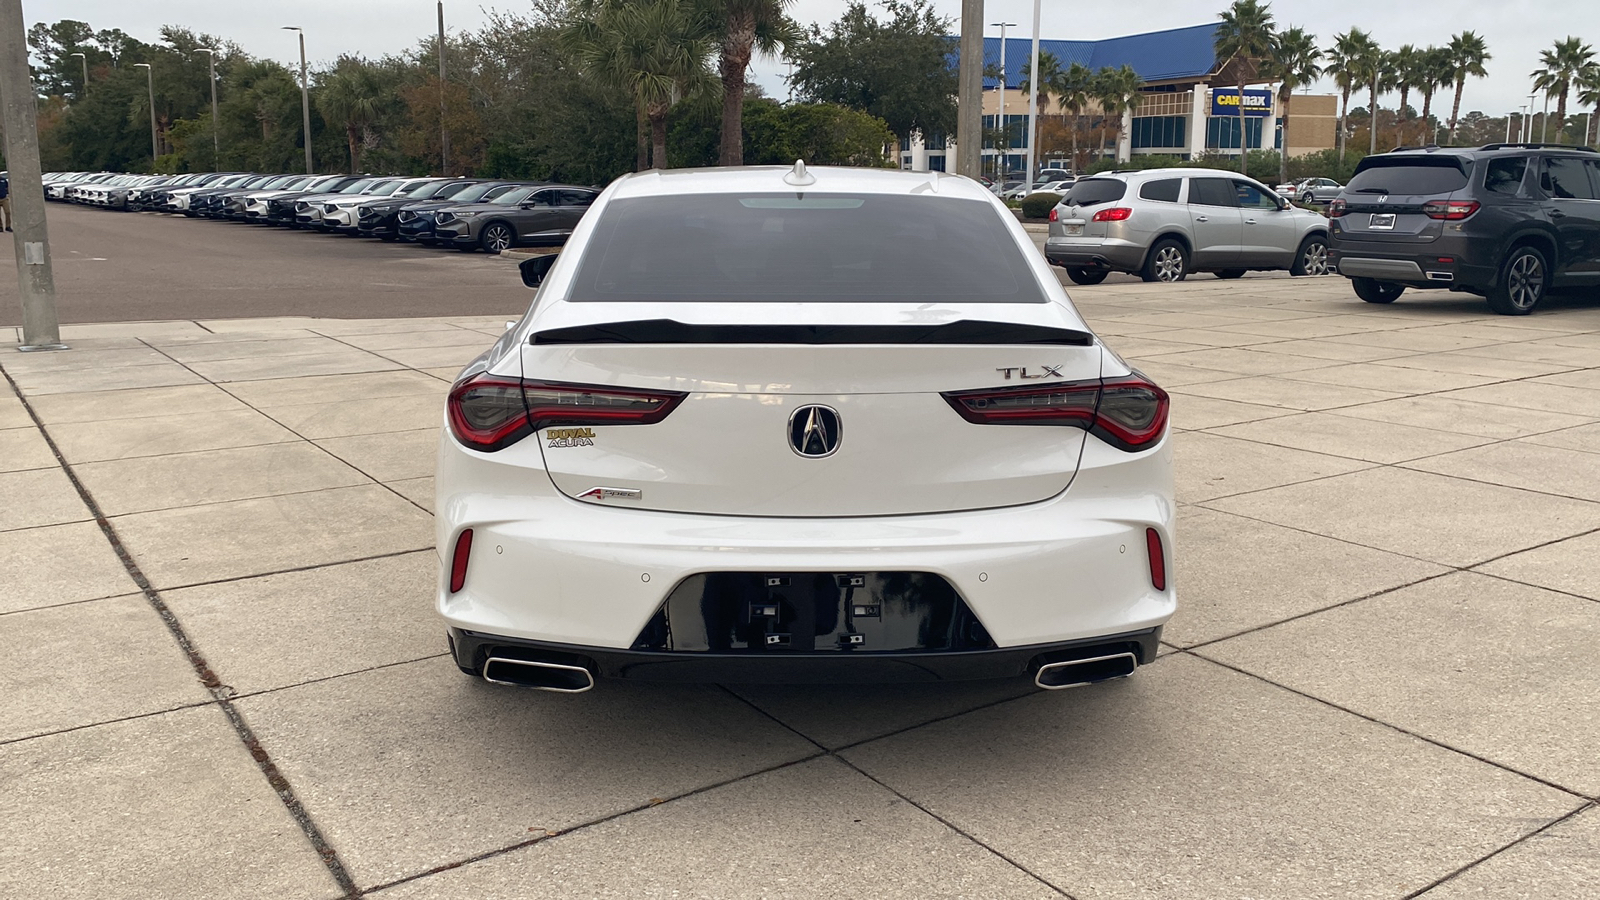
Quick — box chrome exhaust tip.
[1033,652,1138,690]
[482,657,596,693]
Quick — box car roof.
[606,165,992,203]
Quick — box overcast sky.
[23,0,1600,118]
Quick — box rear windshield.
[567,193,1046,304]
[1062,179,1127,206]
[1347,157,1469,195]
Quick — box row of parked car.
[41,170,601,253]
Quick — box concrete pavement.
[3,273,1600,898]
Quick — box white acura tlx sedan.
[436,163,1174,693]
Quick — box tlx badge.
[995,365,1064,381]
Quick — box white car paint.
[434,166,1175,684]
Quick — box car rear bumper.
[449,625,1162,684]
[436,430,1176,654]
[1043,237,1146,271]
[1329,234,1497,290]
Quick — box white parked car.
[436,164,1175,692]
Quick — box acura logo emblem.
[788,405,842,458]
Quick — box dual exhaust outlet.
[481,651,1138,693]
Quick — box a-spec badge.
[577,487,641,502]
[547,427,596,448]
[995,365,1064,381]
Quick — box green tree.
[788,0,957,148]
[1444,31,1491,144]
[1414,46,1453,145]
[1578,67,1600,147]
[1053,61,1093,173]
[564,0,719,170]
[315,59,383,173]
[1091,65,1142,163]
[1357,43,1392,154]
[1532,37,1596,145]
[712,0,802,165]
[1214,0,1275,176]
[1324,29,1370,162]
[1266,25,1320,185]
[1019,51,1063,169]
[1391,44,1422,146]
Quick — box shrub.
[1020,191,1062,219]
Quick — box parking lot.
[3,207,1599,899]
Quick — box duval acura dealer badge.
[546,427,596,448]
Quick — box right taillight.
[941,372,1169,452]
[1422,199,1480,220]
[1326,198,1347,217]
[447,373,687,452]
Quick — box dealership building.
[906,22,1337,173]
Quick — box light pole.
[1505,112,1515,143]
[69,51,86,97]
[1025,0,1041,188]
[437,1,449,175]
[1526,93,1536,142]
[132,62,158,164]
[1,0,65,350]
[196,49,219,168]
[1540,90,1550,142]
[283,26,314,173]
[991,21,1016,179]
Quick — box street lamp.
[990,21,1017,179]
[69,51,86,97]
[437,1,449,175]
[196,49,219,168]
[282,26,314,173]
[132,62,158,164]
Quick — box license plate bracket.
[1369,213,1396,231]
[1064,223,1084,236]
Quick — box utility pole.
[197,49,219,168]
[283,27,314,173]
[133,63,158,163]
[1541,91,1549,143]
[438,1,450,176]
[1025,0,1041,188]
[992,21,1016,179]
[955,0,983,179]
[0,0,65,350]
[69,51,87,97]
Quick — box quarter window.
[1138,178,1182,202]
[1483,157,1528,194]
[1541,157,1597,200]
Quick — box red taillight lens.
[941,372,1169,452]
[1422,199,1480,220]
[1048,207,1058,222]
[1326,198,1347,218]
[1145,527,1166,591]
[1091,207,1132,222]
[449,528,473,593]
[446,373,687,452]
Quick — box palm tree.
[1414,46,1453,145]
[1391,44,1421,146]
[713,0,801,165]
[315,66,380,173]
[1360,44,1392,154]
[1445,31,1491,144]
[1053,61,1093,173]
[1579,67,1600,147]
[564,0,718,170]
[1020,51,1064,167]
[1266,26,1321,186]
[1531,37,1597,145]
[1324,29,1369,162]
[1092,65,1142,164]
[1214,0,1276,176]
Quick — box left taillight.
[941,372,1169,452]
[446,373,688,452]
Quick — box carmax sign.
[1211,88,1273,117]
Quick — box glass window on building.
[1131,116,1186,150]
[1206,116,1264,150]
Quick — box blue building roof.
[956,22,1221,89]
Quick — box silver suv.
[1044,168,1332,284]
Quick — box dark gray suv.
[1328,143,1600,315]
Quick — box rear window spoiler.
[530,319,1095,346]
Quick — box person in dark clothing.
[0,174,10,231]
